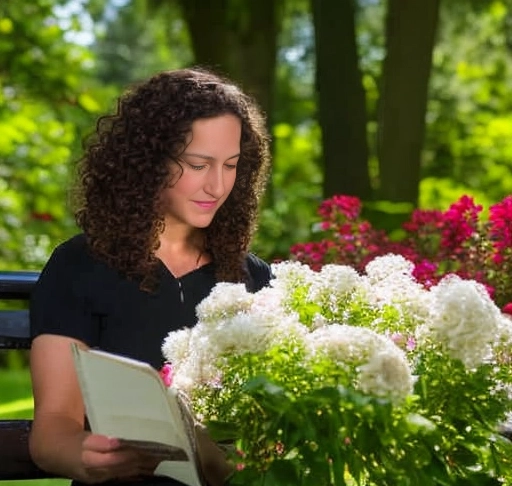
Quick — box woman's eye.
[186,163,206,171]
[225,164,237,170]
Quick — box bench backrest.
[0,271,56,480]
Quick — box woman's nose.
[204,167,225,198]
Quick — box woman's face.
[160,114,241,230]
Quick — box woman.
[29,68,272,485]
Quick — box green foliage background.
[3,1,512,268]
[3,0,512,270]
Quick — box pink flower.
[159,363,173,387]
[502,302,512,315]
[390,333,416,352]
[406,336,416,351]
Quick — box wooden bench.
[0,271,511,481]
[0,270,58,480]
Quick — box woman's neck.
[155,227,207,278]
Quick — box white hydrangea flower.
[361,274,427,307]
[358,350,415,403]
[197,283,303,358]
[307,264,362,305]
[359,255,432,332]
[304,324,414,402]
[168,300,308,393]
[270,260,316,294]
[305,324,374,363]
[491,314,512,367]
[425,275,503,368]
[311,313,330,329]
[170,324,221,393]
[250,285,287,319]
[202,313,280,356]
[169,359,199,394]
[161,327,192,365]
[364,254,415,284]
[496,314,512,346]
[196,282,254,324]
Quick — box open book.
[71,344,206,486]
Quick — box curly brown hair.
[73,67,271,289]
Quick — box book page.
[71,344,203,486]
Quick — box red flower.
[31,212,54,222]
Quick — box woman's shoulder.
[244,253,273,292]
[38,234,109,284]
[47,233,91,267]
[33,234,118,307]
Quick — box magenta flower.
[440,196,482,253]
[502,302,512,315]
[290,193,512,308]
[489,196,512,256]
[318,194,361,221]
[159,363,173,387]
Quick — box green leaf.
[77,92,101,113]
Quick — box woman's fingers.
[83,434,120,453]
[81,434,161,482]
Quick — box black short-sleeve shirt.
[30,234,272,370]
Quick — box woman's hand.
[29,335,160,483]
[79,433,162,483]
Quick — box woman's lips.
[193,201,217,209]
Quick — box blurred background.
[2,1,512,483]
[3,0,512,271]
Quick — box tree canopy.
[2,0,512,267]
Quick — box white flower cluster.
[305,323,414,402]
[162,279,306,392]
[420,275,506,368]
[361,254,432,331]
[162,255,512,401]
[364,253,415,284]
[195,282,254,324]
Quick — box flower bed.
[162,256,512,485]
[290,194,512,311]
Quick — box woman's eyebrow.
[183,152,240,161]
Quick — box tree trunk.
[177,0,279,128]
[311,0,372,200]
[377,0,441,205]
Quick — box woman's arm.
[29,334,160,483]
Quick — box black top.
[29,233,272,486]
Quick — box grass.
[0,368,33,419]
[0,367,69,486]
